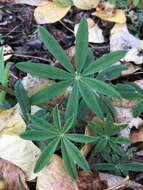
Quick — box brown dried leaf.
[77,171,107,190]
[36,155,78,190]
[0,159,29,190]
[131,127,143,143]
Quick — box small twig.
[13,53,51,63]
[59,20,74,34]
[105,176,129,190]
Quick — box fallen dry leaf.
[110,23,143,51]
[0,107,26,136]
[124,48,143,65]
[73,0,100,10]
[36,154,78,190]
[131,127,143,143]
[92,1,126,24]
[34,1,71,24]
[100,173,143,189]
[77,171,107,190]
[0,159,29,190]
[74,18,105,44]
[3,45,13,61]
[0,135,40,181]
[14,0,42,6]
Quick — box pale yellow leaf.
[0,107,26,136]
[34,1,71,24]
[73,0,99,10]
[0,135,40,181]
[36,155,78,190]
[93,9,126,24]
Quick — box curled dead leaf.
[124,48,143,65]
[0,159,29,190]
[0,135,40,181]
[36,155,78,190]
[0,107,26,135]
[34,1,71,24]
[73,0,100,10]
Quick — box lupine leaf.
[79,81,104,119]
[16,62,72,80]
[39,26,74,73]
[20,130,55,141]
[75,17,88,73]
[53,106,62,129]
[65,134,97,143]
[121,162,143,172]
[31,80,71,105]
[61,139,77,179]
[34,138,60,173]
[30,115,58,134]
[82,77,121,99]
[65,81,79,120]
[95,138,108,152]
[15,81,31,121]
[83,51,126,76]
[63,138,90,171]
[62,115,75,133]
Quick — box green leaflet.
[31,80,71,105]
[63,138,90,171]
[133,100,143,117]
[15,81,31,121]
[79,80,104,119]
[82,77,121,99]
[65,134,97,143]
[65,81,79,120]
[75,17,88,73]
[83,51,126,76]
[62,114,75,133]
[53,106,62,129]
[34,138,60,173]
[61,139,77,179]
[16,62,72,80]
[39,26,74,73]
[20,130,55,141]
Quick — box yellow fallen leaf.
[0,108,26,136]
[93,9,126,24]
[0,135,40,181]
[73,0,100,10]
[34,1,71,24]
[36,155,78,190]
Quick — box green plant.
[114,82,143,117]
[16,18,126,120]
[20,106,97,179]
[0,48,11,107]
[88,114,130,162]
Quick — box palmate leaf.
[121,162,143,172]
[79,80,104,119]
[95,138,108,152]
[63,138,90,171]
[31,80,71,105]
[75,17,88,73]
[62,115,75,133]
[83,51,126,76]
[16,62,72,80]
[34,137,60,173]
[94,163,116,171]
[65,81,79,120]
[82,77,121,99]
[61,139,77,179]
[39,26,74,73]
[15,81,31,121]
